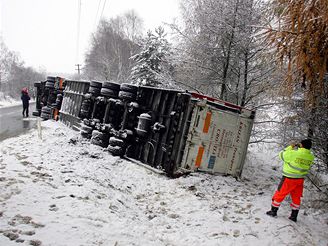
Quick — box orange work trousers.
[271,176,304,210]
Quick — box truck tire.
[91,130,109,147]
[41,106,52,120]
[100,88,118,98]
[47,76,56,82]
[81,100,91,111]
[92,130,108,141]
[91,138,105,147]
[40,111,49,117]
[81,102,90,110]
[34,82,41,88]
[41,106,52,113]
[89,86,101,95]
[103,81,121,91]
[107,145,125,156]
[118,91,136,101]
[120,83,138,94]
[41,112,51,119]
[108,137,125,147]
[91,130,102,137]
[90,81,102,88]
[45,81,55,88]
[81,125,93,133]
[82,118,89,125]
[80,109,89,118]
[81,130,92,139]
[32,111,40,117]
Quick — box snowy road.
[0,121,327,245]
[0,103,37,141]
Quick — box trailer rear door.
[180,102,254,177]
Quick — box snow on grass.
[0,121,327,245]
[0,92,35,108]
[0,94,20,108]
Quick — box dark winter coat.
[21,93,30,108]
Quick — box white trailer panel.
[180,100,254,177]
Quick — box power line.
[99,0,107,21]
[93,0,102,30]
[75,64,82,75]
[94,0,108,31]
[75,0,82,66]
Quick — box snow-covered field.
[0,94,20,108]
[0,96,35,108]
[0,121,327,246]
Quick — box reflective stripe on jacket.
[279,146,314,178]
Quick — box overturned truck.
[32,76,65,119]
[37,78,255,177]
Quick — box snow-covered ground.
[0,93,20,108]
[0,96,35,108]
[0,121,327,246]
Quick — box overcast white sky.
[0,0,180,74]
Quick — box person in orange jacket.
[266,139,314,222]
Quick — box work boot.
[266,206,278,217]
[289,209,299,222]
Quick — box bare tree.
[121,10,144,43]
[168,0,289,146]
[171,0,276,107]
[0,39,17,94]
[84,11,143,82]
[0,39,44,99]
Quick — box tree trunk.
[219,0,239,100]
[241,50,249,107]
[307,97,317,139]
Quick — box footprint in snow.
[21,230,35,236]
[29,239,42,246]
[233,229,240,237]
[255,217,261,224]
[14,154,28,161]
[168,213,179,219]
[0,229,36,243]
[20,160,31,166]
[8,214,45,228]
[49,204,59,212]
[2,230,20,241]
[8,214,33,226]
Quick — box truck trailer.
[37,78,255,177]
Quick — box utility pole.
[75,64,82,75]
[75,0,82,78]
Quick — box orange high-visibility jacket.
[279,146,314,178]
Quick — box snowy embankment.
[0,121,327,246]
[0,97,35,109]
[0,93,20,108]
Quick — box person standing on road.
[21,88,30,118]
[266,139,314,222]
